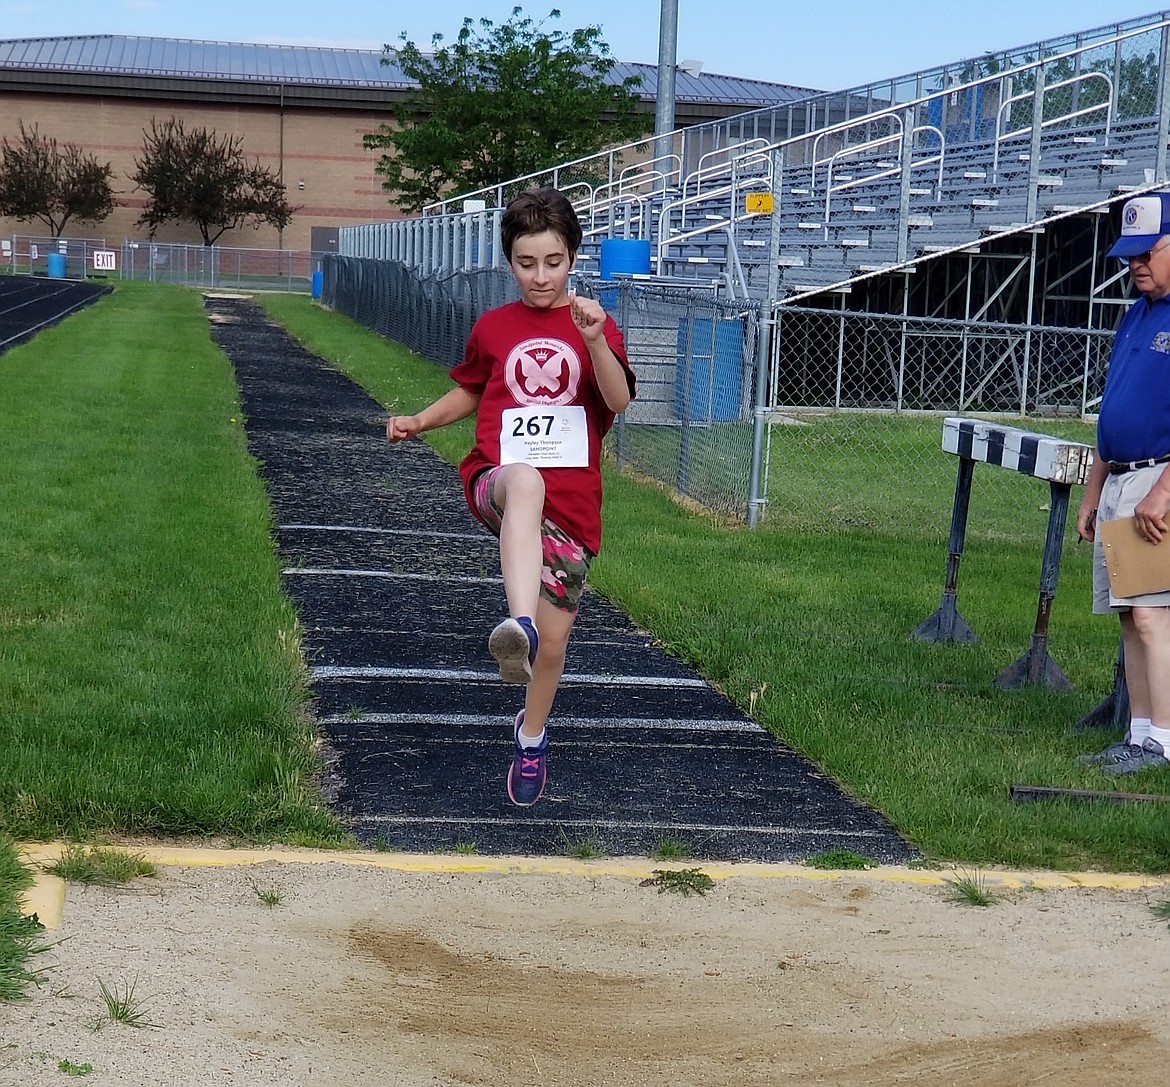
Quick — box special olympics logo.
[1124,204,1141,227]
[504,337,581,406]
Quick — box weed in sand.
[642,868,716,897]
[803,849,879,871]
[249,880,285,908]
[943,869,996,907]
[43,847,156,886]
[91,976,157,1030]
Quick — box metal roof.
[0,34,819,105]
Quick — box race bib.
[500,406,588,468]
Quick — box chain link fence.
[323,254,1108,543]
[119,242,316,292]
[5,235,111,278]
[763,307,1107,542]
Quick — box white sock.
[1127,717,1152,745]
[1146,724,1170,755]
[516,723,546,750]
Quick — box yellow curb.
[19,873,65,931]
[16,842,1170,900]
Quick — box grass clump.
[249,879,285,907]
[1149,898,1170,928]
[43,846,156,886]
[58,1059,94,1076]
[92,975,156,1030]
[803,849,879,871]
[943,869,997,907]
[557,832,604,859]
[641,868,716,896]
[0,839,50,1001]
[650,836,693,861]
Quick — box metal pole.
[747,300,772,527]
[995,480,1074,689]
[909,455,978,643]
[1158,25,1170,182]
[654,0,679,182]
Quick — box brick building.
[0,35,815,255]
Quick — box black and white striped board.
[942,417,1092,484]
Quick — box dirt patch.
[2,857,1168,1086]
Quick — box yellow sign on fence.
[745,193,773,214]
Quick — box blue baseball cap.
[1108,193,1170,258]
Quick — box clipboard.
[1099,516,1170,597]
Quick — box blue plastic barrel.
[311,269,323,300]
[599,238,651,280]
[46,252,66,279]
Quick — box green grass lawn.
[0,281,343,845]
[1,281,1164,998]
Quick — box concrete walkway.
[208,295,916,863]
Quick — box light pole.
[654,0,679,184]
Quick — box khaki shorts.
[1092,462,1170,613]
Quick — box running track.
[0,273,110,353]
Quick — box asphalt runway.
[0,273,110,352]
[208,293,916,863]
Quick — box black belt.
[1107,453,1170,475]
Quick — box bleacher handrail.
[991,72,1114,179]
[655,175,772,268]
[683,12,1170,160]
[685,139,772,197]
[591,153,681,204]
[822,128,945,225]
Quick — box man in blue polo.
[1076,192,1170,774]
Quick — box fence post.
[746,300,772,528]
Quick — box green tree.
[0,122,116,237]
[131,118,296,245]
[364,6,645,211]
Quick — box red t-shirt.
[451,300,634,555]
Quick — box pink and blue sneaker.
[507,710,548,807]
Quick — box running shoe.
[507,710,548,807]
[1100,738,1170,777]
[488,616,538,683]
[1073,740,1138,766]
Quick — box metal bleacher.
[343,9,1170,331]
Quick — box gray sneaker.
[1073,740,1137,766]
[1100,738,1170,777]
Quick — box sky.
[5,1,1166,91]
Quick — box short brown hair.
[501,187,583,261]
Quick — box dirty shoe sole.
[488,618,533,683]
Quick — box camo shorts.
[471,466,593,613]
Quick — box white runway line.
[285,566,502,585]
[320,712,764,733]
[311,665,710,687]
[350,814,892,839]
[281,523,489,542]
